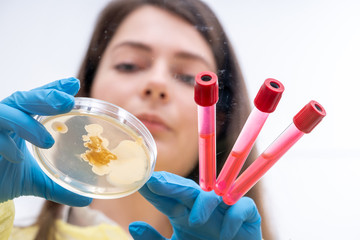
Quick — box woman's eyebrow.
[112,41,152,52]
[175,52,213,69]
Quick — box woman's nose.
[142,82,169,101]
[141,62,170,102]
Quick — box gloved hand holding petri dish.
[28,97,157,199]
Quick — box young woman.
[0,0,273,239]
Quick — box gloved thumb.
[129,221,168,240]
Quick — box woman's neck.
[90,192,172,238]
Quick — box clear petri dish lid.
[28,97,157,199]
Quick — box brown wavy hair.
[35,0,274,239]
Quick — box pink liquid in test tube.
[194,71,219,191]
[215,78,284,196]
[223,101,326,205]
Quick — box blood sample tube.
[215,78,284,196]
[223,100,326,205]
[194,71,219,191]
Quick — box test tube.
[223,100,326,205]
[194,71,219,191]
[215,78,284,196]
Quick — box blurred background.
[1,0,359,239]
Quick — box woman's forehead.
[107,6,216,69]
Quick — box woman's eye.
[114,63,140,72]
[174,73,195,85]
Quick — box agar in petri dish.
[29,97,157,199]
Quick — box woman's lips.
[136,114,170,133]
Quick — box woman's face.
[91,6,216,177]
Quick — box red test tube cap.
[293,100,326,133]
[254,78,284,113]
[194,71,219,106]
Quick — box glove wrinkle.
[189,191,221,227]
[0,132,23,163]
[32,77,80,96]
[45,90,75,112]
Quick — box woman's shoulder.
[9,225,38,240]
[54,220,130,239]
[9,220,131,240]
[0,200,15,240]
[9,198,131,240]
[57,205,131,239]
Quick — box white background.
[1,0,360,239]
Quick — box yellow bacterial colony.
[51,121,68,134]
[81,123,148,186]
[83,135,117,166]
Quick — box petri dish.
[29,97,157,199]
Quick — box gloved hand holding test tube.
[223,100,326,205]
[194,71,218,191]
[215,78,284,196]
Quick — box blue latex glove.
[0,77,91,207]
[129,171,261,240]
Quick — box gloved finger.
[220,197,261,240]
[143,171,201,208]
[1,88,75,116]
[129,221,167,240]
[0,132,24,163]
[45,182,93,207]
[30,164,92,207]
[0,104,54,148]
[139,180,189,218]
[31,77,80,96]
[188,190,222,227]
